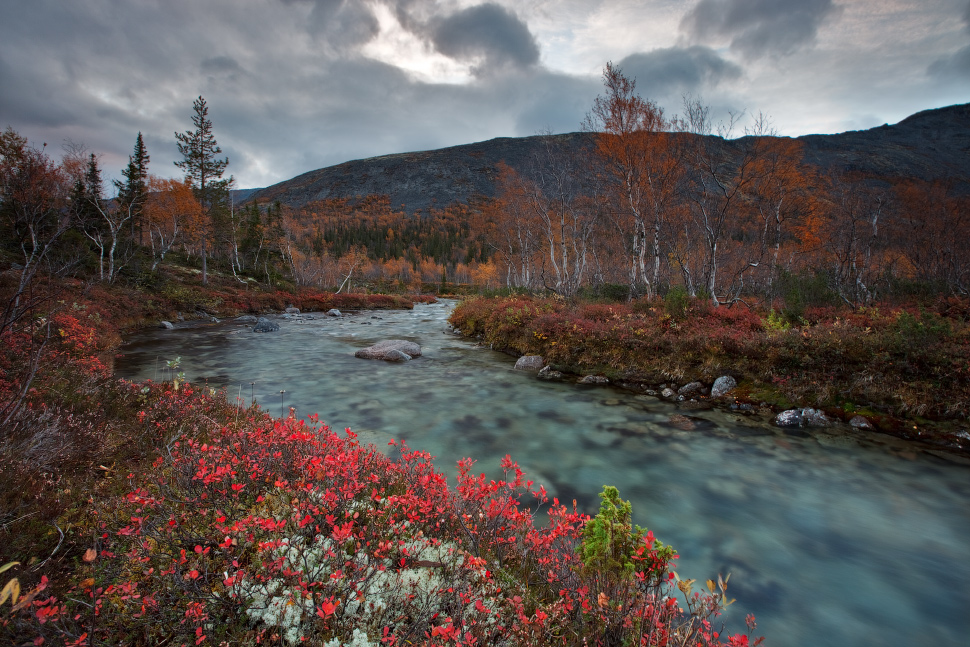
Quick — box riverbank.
[1,275,756,646]
[449,295,970,457]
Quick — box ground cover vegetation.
[449,293,970,451]
[1,94,759,644]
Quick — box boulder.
[774,408,832,428]
[355,340,422,361]
[711,376,737,398]
[513,355,544,371]
[677,381,705,397]
[253,317,280,333]
[235,315,257,324]
[326,309,342,317]
[159,320,174,329]
[538,366,564,381]
[802,408,833,427]
[774,409,803,427]
[661,387,676,399]
[578,375,610,385]
[285,306,300,314]
[849,415,875,430]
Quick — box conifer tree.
[116,132,150,247]
[175,96,230,285]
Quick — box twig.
[0,510,38,531]
[32,522,64,571]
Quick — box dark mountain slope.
[250,104,970,212]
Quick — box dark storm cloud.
[929,1,970,78]
[680,0,840,59]
[279,0,380,47]
[430,3,540,73]
[616,47,742,99]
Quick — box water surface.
[115,300,970,647]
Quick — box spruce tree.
[175,96,230,285]
[116,132,150,247]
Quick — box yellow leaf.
[706,579,716,593]
[0,578,20,606]
[677,579,695,595]
[0,562,19,575]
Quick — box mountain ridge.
[250,103,970,212]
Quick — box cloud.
[928,1,970,78]
[429,3,540,74]
[680,0,841,59]
[616,46,742,99]
[280,0,381,47]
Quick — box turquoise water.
[115,300,970,647]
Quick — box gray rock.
[538,366,564,380]
[285,306,301,314]
[661,387,676,399]
[578,375,610,385]
[677,381,704,396]
[235,315,258,324]
[513,355,545,371]
[383,349,412,362]
[802,408,833,427]
[253,317,280,333]
[711,376,737,398]
[849,415,875,430]
[774,409,804,427]
[355,340,422,361]
[643,389,658,396]
[326,309,342,317]
[159,320,174,329]
[775,408,832,428]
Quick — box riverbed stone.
[159,320,174,329]
[355,340,422,361]
[253,317,280,333]
[235,315,258,324]
[578,375,609,385]
[285,306,300,314]
[677,381,705,397]
[661,387,676,399]
[849,415,875,430]
[537,366,563,381]
[774,408,832,428]
[327,309,342,317]
[383,349,412,362]
[711,375,737,398]
[514,355,545,371]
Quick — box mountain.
[249,104,970,212]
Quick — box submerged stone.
[253,317,280,333]
[355,339,422,361]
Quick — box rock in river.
[355,340,422,361]
[514,355,544,371]
[774,408,832,428]
[578,375,610,385]
[159,320,174,329]
[253,317,280,333]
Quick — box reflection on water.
[115,300,970,647]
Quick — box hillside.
[250,103,970,212]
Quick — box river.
[114,299,970,647]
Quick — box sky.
[1,0,968,190]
